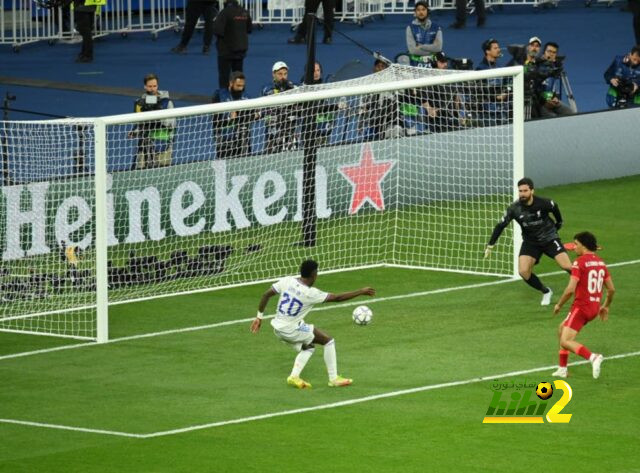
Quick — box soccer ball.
[352,305,373,325]
[536,382,554,400]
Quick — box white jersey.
[270,276,329,331]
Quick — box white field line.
[2,350,639,439]
[2,259,639,362]
[0,418,145,438]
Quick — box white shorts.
[273,322,315,350]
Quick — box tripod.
[560,71,578,113]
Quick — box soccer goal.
[0,64,523,342]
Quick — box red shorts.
[563,306,598,331]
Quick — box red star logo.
[339,144,395,215]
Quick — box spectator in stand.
[213,0,252,90]
[405,0,442,67]
[604,44,640,109]
[171,0,218,54]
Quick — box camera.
[536,56,564,79]
[138,94,161,112]
[275,79,295,92]
[450,58,474,71]
[521,56,564,101]
[506,44,528,65]
[616,77,635,96]
[614,77,637,108]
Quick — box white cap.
[528,36,541,45]
[272,61,288,72]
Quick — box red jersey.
[570,253,610,315]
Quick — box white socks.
[324,339,338,380]
[290,347,315,378]
[290,340,339,380]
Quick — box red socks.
[575,344,592,361]
[559,349,569,367]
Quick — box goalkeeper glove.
[484,245,494,259]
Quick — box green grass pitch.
[1,176,639,472]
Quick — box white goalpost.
[0,64,524,342]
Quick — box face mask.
[231,89,244,99]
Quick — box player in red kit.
[552,231,615,379]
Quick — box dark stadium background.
[0,0,634,120]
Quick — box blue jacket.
[604,54,640,107]
[133,90,175,142]
[476,58,509,115]
[261,79,295,97]
[406,18,442,67]
[211,88,251,141]
[212,87,250,107]
[260,80,298,135]
[604,54,640,86]
[475,57,503,87]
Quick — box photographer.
[604,45,640,109]
[507,37,543,119]
[261,61,299,154]
[129,74,176,170]
[536,42,575,118]
[507,36,541,67]
[212,71,254,159]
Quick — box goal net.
[0,120,97,339]
[0,64,523,341]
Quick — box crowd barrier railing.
[1,0,180,50]
[2,0,556,50]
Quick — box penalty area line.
[1,258,639,363]
[2,350,638,438]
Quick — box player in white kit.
[250,259,375,389]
